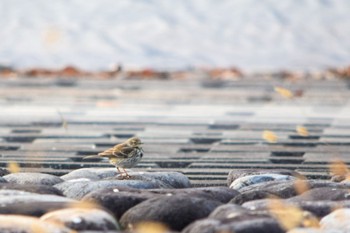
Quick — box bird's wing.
[113,145,135,158]
[98,147,115,158]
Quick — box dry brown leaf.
[69,200,101,210]
[274,86,293,98]
[329,160,349,177]
[7,161,20,173]
[262,130,278,143]
[296,126,309,137]
[293,179,310,195]
[268,199,318,230]
[134,221,169,233]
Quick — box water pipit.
[84,137,143,179]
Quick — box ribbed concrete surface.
[0,76,349,186]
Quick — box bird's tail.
[82,155,100,160]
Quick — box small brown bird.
[84,137,144,178]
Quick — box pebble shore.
[0,168,349,233]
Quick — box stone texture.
[231,180,350,204]
[0,190,75,216]
[55,179,163,199]
[40,208,120,231]
[61,168,118,181]
[3,172,63,186]
[0,168,10,177]
[83,187,161,219]
[0,183,63,195]
[229,174,297,190]
[289,187,350,201]
[243,198,350,218]
[208,203,248,219]
[183,214,285,233]
[120,195,222,231]
[147,186,239,203]
[0,215,72,233]
[56,171,191,199]
[124,171,192,189]
[0,176,7,183]
[227,169,303,186]
[320,208,350,233]
[287,229,331,233]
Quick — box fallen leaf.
[7,161,20,173]
[263,130,278,143]
[274,86,293,98]
[296,126,309,137]
[134,221,169,233]
[329,160,349,177]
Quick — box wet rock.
[78,231,121,233]
[83,187,160,219]
[320,208,350,232]
[61,168,118,181]
[287,228,329,233]
[0,215,72,233]
[183,214,284,233]
[40,208,120,231]
[120,195,222,231]
[208,203,248,219]
[0,177,7,183]
[243,198,350,218]
[62,169,191,189]
[3,172,63,186]
[0,190,75,216]
[182,218,222,233]
[289,187,350,201]
[0,168,10,176]
[231,189,280,205]
[227,169,303,186]
[84,186,237,220]
[0,183,63,195]
[231,180,350,204]
[57,171,191,199]
[78,231,122,233]
[124,171,191,188]
[229,174,297,190]
[147,186,239,203]
[55,179,164,199]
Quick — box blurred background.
[1,0,350,72]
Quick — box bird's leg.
[116,167,127,179]
[123,168,131,179]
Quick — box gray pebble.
[0,189,75,216]
[4,172,63,186]
[120,195,222,231]
[55,179,164,199]
[229,174,297,190]
[0,215,72,233]
[227,169,303,186]
[41,208,120,231]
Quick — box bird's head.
[126,137,143,147]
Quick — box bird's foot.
[116,174,131,180]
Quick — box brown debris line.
[0,64,245,80]
[328,65,350,79]
[205,67,243,79]
[23,66,120,79]
[1,64,350,79]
